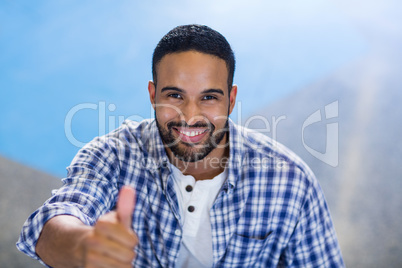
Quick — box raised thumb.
[117,185,136,229]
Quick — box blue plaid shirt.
[17,119,344,267]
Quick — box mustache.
[167,121,211,129]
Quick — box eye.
[168,93,182,99]
[203,95,217,100]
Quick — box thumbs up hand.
[83,186,138,268]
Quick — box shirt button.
[185,185,193,192]
[175,229,181,236]
[187,205,195,212]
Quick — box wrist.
[71,225,93,267]
[36,215,92,268]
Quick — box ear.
[148,81,156,109]
[228,84,237,115]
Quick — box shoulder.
[229,121,320,210]
[83,119,155,150]
[231,122,325,217]
[69,119,156,169]
[110,119,155,141]
[121,118,155,133]
[231,121,315,182]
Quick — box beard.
[155,113,229,162]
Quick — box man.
[17,24,344,267]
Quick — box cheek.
[155,106,180,124]
[204,106,230,126]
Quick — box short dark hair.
[152,24,236,91]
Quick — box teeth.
[179,130,205,137]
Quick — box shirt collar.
[225,118,246,191]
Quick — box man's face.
[148,51,237,162]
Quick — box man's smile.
[172,127,209,144]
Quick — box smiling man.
[17,25,344,267]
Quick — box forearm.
[36,215,93,268]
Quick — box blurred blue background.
[0,0,367,177]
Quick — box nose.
[181,100,203,126]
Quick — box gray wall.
[0,155,62,268]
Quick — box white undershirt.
[170,164,227,268]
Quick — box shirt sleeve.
[280,176,345,267]
[16,135,122,263]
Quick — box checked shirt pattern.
[17,119,344,267]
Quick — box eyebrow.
[161,87,184,93]
[160,87,225,96]
[202,88,225,96]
